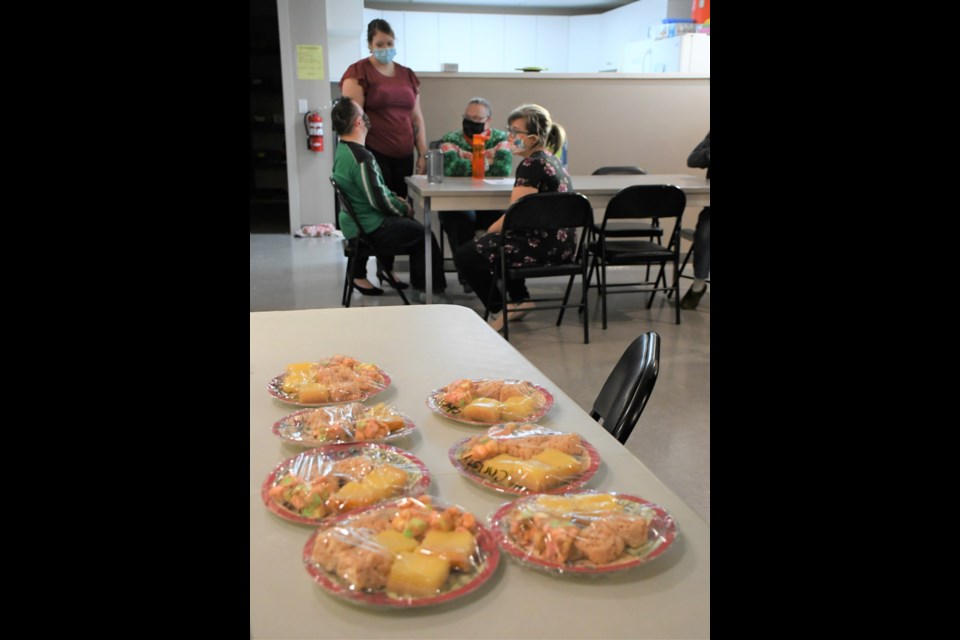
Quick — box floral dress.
[474,150,576,271]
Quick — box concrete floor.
[251,231,709,524]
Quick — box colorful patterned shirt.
[439,129,512,177]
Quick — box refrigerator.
[618,33,710,73]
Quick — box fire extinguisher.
[304,110,324,152]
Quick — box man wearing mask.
[437,97,512,292]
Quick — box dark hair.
[331,97,359,136]
[367,19,394,44]
[506,103,566,156]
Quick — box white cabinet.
[535,16,568,72]
[404,12,439,71]
[568,14,602,72]
[502,15,537,71]
[469,14,505,73]
[437,13,467,71]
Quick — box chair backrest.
[501,191,594,233]
[329,176,369,243]
[429,139,442,150]
[592,166,647,175]
[602,184,686,225]
[590,332,661,444]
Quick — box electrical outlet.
[298,99,308,114]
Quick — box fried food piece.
[475,379,504,399]
[574,520,627,565]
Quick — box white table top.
[251,305,709,639]
[406,173,710,197]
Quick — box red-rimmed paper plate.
[426,378,554,426]
[302,495,500,608]
[448,424,600,495]
[267,357,391,407]
[261,443,430,525]
[272,402,416,447]
[489,491,679,575]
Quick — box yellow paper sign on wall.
[297,45,324,80]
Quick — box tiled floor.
[251,231,709,524]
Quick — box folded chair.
[484,192,593,343]
[330,177,411,307]
[590,332,661,444]
[587,184,686,326]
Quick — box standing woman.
[339,19,428,199]
[454,104,574,331]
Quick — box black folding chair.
[587,184,686,326]
[590,332,661,444]
[587,166,662,286]
[330,176,410,307]
[484,192,593,344]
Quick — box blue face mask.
[372,48,397,64]
[512,136,526,151]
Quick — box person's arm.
[487,133,513,177]
[687,132,710,169]
[411,94,428,175]
[440,136,471,176]
[361,156,409,217]
[341,77,365,108]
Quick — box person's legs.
[367,217,446,292]
[455,234,502,312]
[369,148,413,199]
[692,207,710,281]
[680,207,710,309]
[438,211,477,250]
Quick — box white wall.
[278,0,335,229]
[417,74,709,176]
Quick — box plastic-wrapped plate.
[272,402,415,447]
[261,443,430,525]
[426,378,553,426]
[489,491,679,575]
[303,495,500,608]
[448,423,600,495]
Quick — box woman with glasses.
[437,97,512,291]
[454,104,573,331]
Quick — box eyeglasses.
[463,114,488,123]
[507,127,529,136]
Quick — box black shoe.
[458,277,473,294]
[352,281,384,296]
[376,270,410,290]
[679,285,706,310]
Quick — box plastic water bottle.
[471,135,485,180]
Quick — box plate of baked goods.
[303,494,500,608]
[273,402,415,447]
[448,423,600,495]
[489,491,679,575]
[426,378,553,426]
[261,443,430,525]
[267,355,391,406]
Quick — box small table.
[406,174,711,303]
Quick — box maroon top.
[340,59,420,159]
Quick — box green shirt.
[332,140,409,239]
